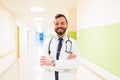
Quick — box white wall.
[0,4,17,74]
[77,0,120,29]
[0,4,29,74]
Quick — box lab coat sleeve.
[55,40,80,70]
[40,39,54,69]
[41,39,50,57]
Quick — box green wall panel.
[68,31,76,40]
[78,23,120,77]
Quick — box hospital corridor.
[0,0,120,80]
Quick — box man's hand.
[40,56,54,66]
[67,53,76,60]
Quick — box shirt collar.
[54,34,68,41]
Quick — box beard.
[55,27,67,35]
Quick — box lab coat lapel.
[49,38,56,60]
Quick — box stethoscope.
[48,35,72,55]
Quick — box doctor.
[40,14,80,80]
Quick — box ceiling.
[0,0,77,31]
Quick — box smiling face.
[54,16,68,37]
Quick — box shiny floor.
[0,41,103,80]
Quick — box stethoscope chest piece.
[65,38,72,53]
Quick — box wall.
[0,4,29,74]
[77,0,120,77]
[67,31,76,40]
[0,4,17,74]
[67,8,77,40]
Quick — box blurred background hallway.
[0,0,120,80]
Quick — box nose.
[58,23,62,27]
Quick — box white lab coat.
[40,34,80,80]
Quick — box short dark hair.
[55,14,68,24]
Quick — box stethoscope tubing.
[48,35,72,55]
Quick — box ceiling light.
[30,7,44,12]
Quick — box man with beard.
[40,14,80,80]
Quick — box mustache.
[55,27,66,35]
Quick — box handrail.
[0,50,15,59]
[80,62,106,80]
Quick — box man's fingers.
[41,56,46,58]
[41,56,46,59]
[68,54,76,59]
[40,59,46,66]
[40,56,47,61]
